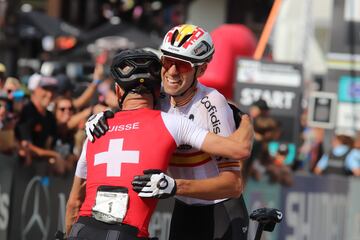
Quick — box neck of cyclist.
[122,96,154,110]
[118,86,155,110]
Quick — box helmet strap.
[117,84,158,110]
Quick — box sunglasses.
[58,107,74,112]
[161,56,203,73]
[5,89,13,94]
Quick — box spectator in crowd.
[53,96,81,173]
[15,75,66,174]
[55,64,104,111]
[266,143,294,186]
[249,99,270,119]
[3,77,26,117]
[314,131,359,176]
[243,115,293,185]
[0,92,16,154]
[0,62,6,89]
[54,94,108,173]
[297,109,324,172]
[244,116,277,181]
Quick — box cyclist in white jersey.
[86,24,252,240]
[160,82,240,206]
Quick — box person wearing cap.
[249,99,270,119]
[314,131,360,176]
[85,24,253,240]
[65,49,253,240]
[15,75,66,173]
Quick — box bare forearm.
[73,83,97,109]
[28,143,59,158]
[67,107,92,129]
[201,133,251,160]
[66,177,86,236]
[175,171,243,200]
[65,201,81,235]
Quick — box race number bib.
[92,186,129,224]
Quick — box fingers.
[104,110,115,119]
[92,127,102,138]
[132,177,151,193]
[133,174,152,181]
[241,114,250,122]
[85,127,95,143]
[99,118,109,132]
[143,169,162,174]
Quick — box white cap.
[28,73,58,91]
[28,73,42,91]
[335,128,356,138]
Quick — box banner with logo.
[345,177,360,240]
[0,154,16,240]
[234,58,303,145]
[279,175,349,240]
[8,164,73,240]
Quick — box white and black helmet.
[160,24,215,64]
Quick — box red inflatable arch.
[199,24,257,99]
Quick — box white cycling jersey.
[160,82,240,205]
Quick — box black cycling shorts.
[68,216,151,240]
[169,195,249,240]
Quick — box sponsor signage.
[338,75,360,102]
[336,102,360,130]
[307,91,338,129]
[235,59,303,115]
[279,175,349,240]
[8,165,73,240]
[0,154,15,240]
[235,58,303,144]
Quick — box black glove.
[228,102,246,128]
[85,110,114,142]
[132,169,177,199]
[54,230,66,240]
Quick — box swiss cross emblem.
[94,139,139,177]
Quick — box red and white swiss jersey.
[76,108,207,237]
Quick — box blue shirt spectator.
[316,145,359,174]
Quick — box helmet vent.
[177,34,192,47]
[116,63,134,75]
[171,30,179,46]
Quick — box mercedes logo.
[20,176,51,240]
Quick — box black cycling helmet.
[111,49,161,108]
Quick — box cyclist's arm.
[65,141,88,235]
[176,170,242,200]
[174,100,248,200]
[199,116,252,162]
[163,113,252,200]
[65,176,86,236]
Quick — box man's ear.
[196,63,208,78]
[115,84,124,98]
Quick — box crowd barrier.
[1,153,360,240]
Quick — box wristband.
[93,79,102,85]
